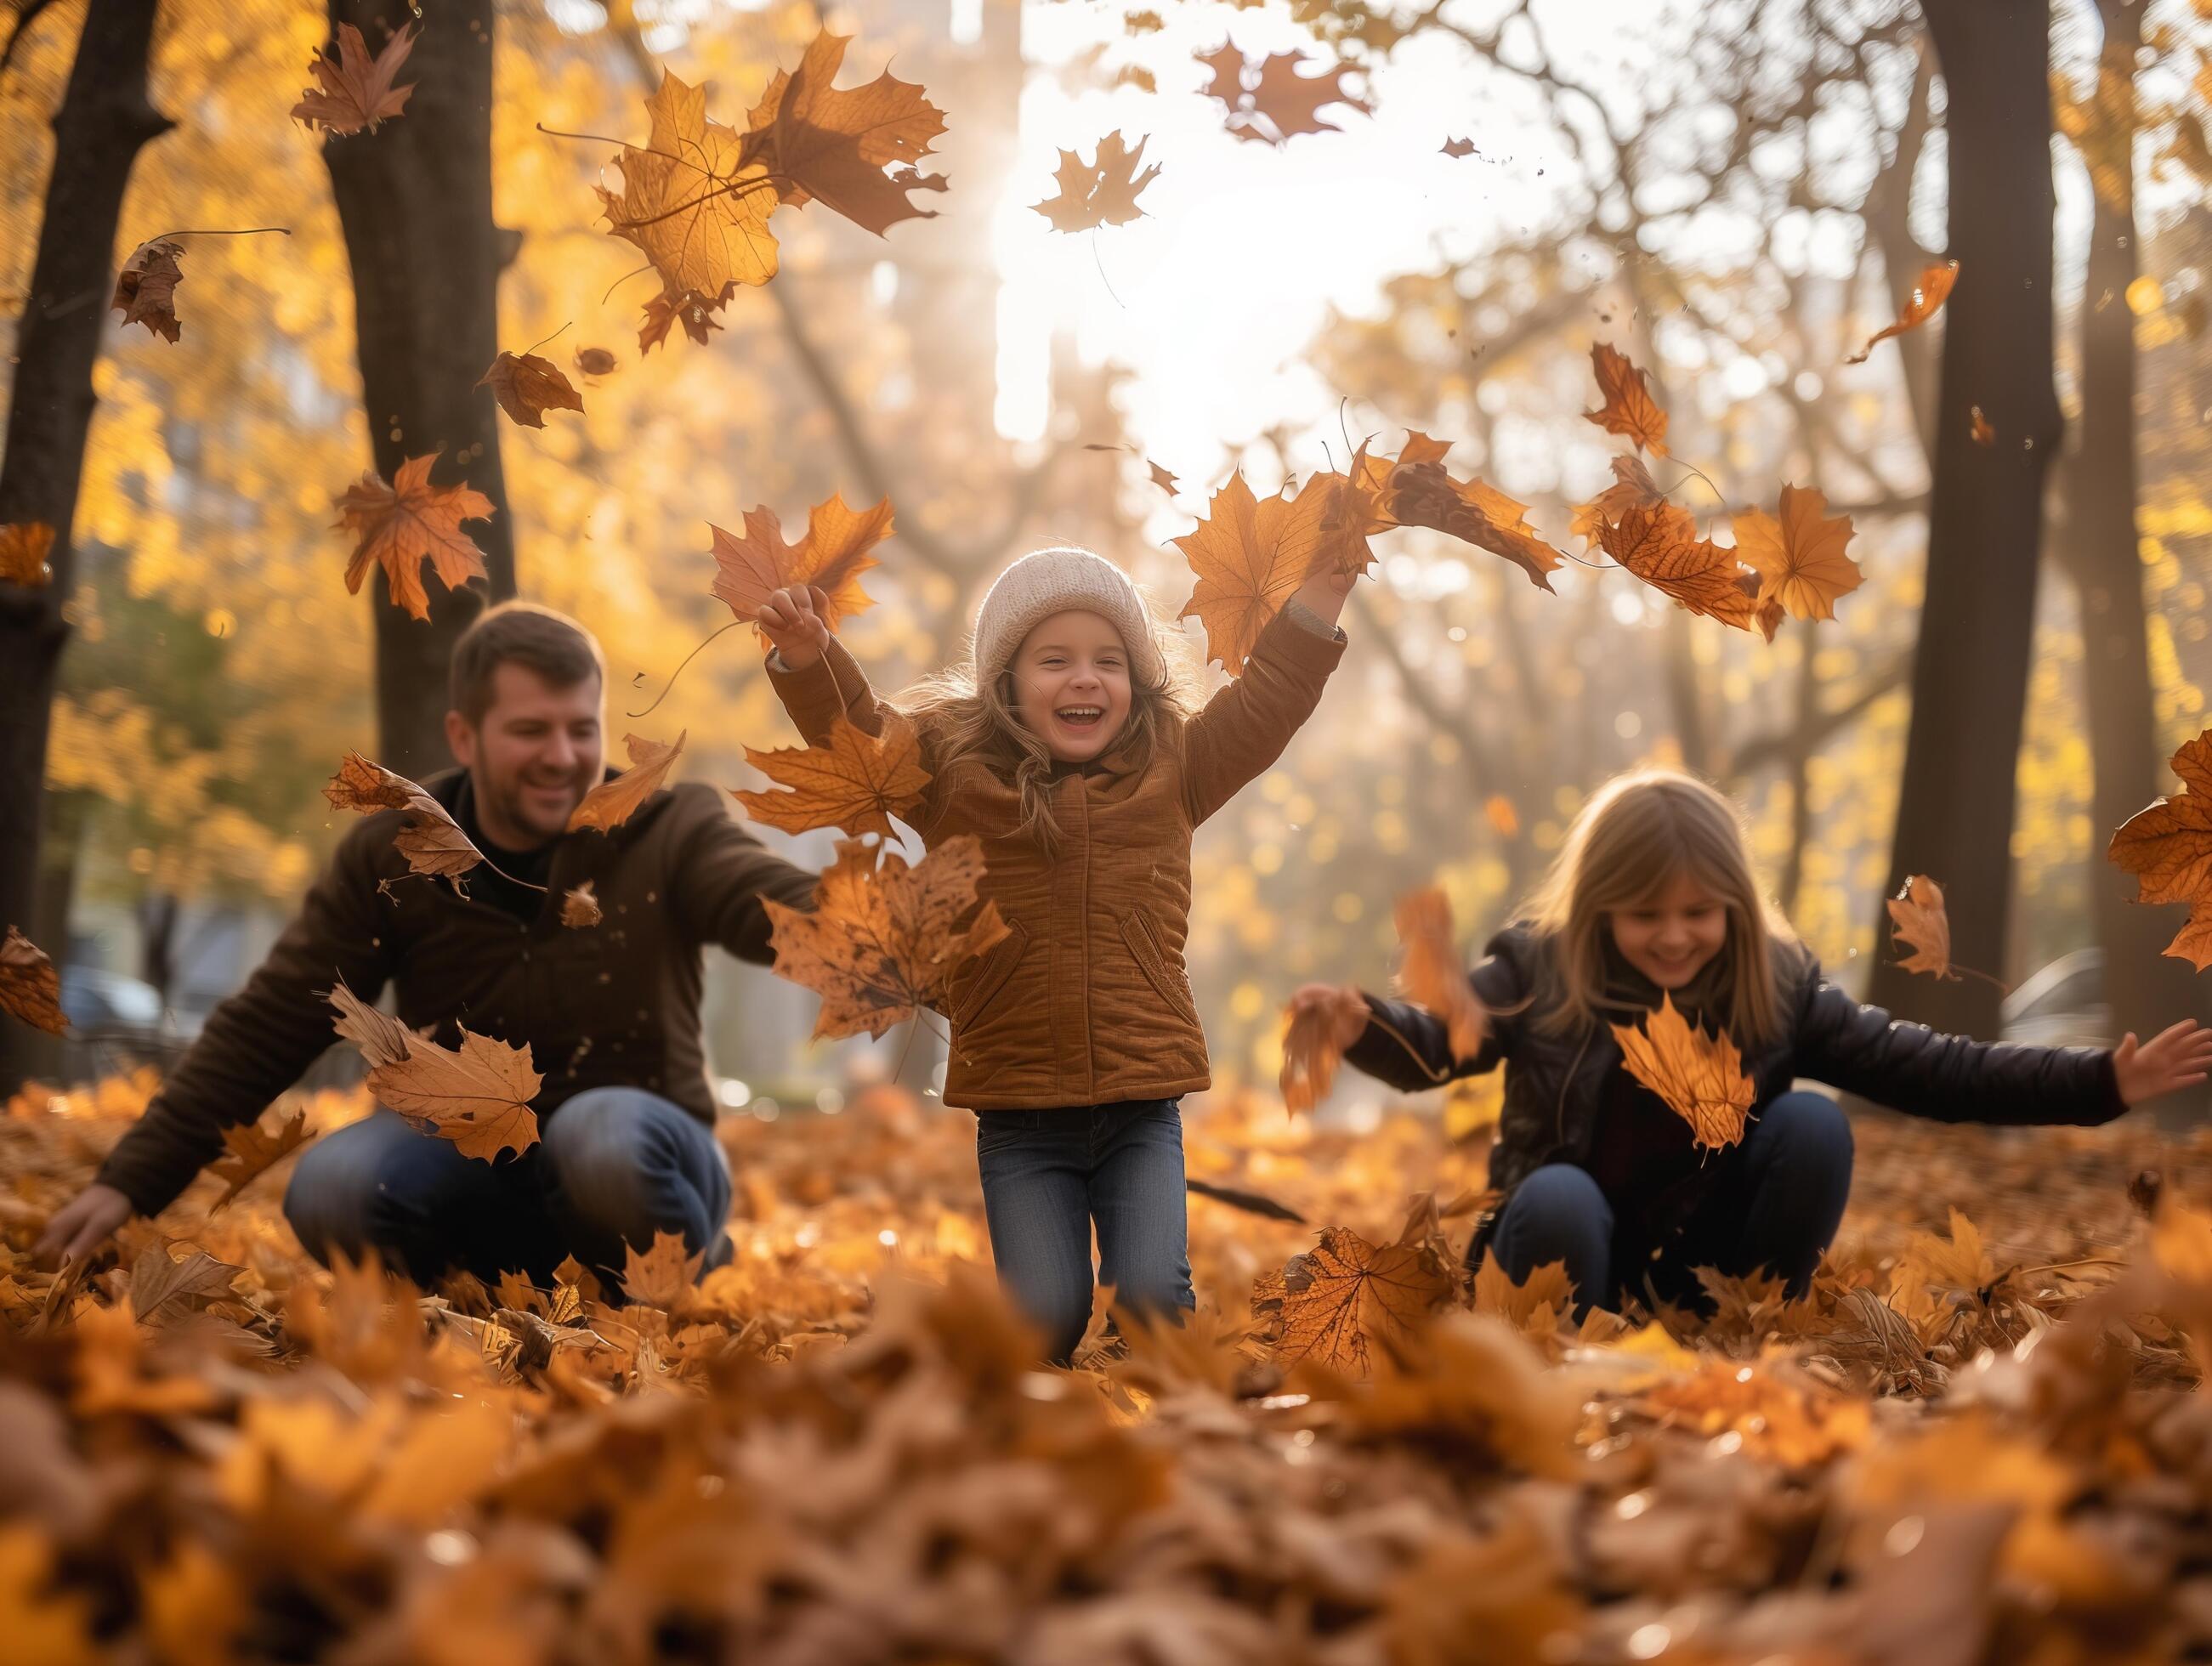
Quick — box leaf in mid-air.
[111,240,184,343]
[1279,1000,1346,1117]
[324,752,485,882]
[209,1110,313,1213]
[334,452,494,623]
[0,523,54,587]
[292,22,417,136]
[1584,343,1670,457]
[1609,994,1755,1154]
[1598,501,1765,634]
[1393,887,1486,1062]
[1568,455,1665,551]
[1730,484,1863,623]
[479,351,584,429]
[328,983,542,1163]
[710,492,892,641]
[599,72,780,306]
[569,732,688,834]
[734,714,931,840]
[740,30,949,236]
[1032,131,1163,231]
[0,926,67,1035]
[1846,258,1959,364]
[1174,473,1328,675]
[2108,729,2212,968]
[1886,875,1957,981]
[1267,1225,1456,1376]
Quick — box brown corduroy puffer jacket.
[767,606,1346,1111]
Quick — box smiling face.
[445,662,604,849]
[1007,609,1134,763]
[1607,868,1731,992]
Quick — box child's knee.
[1765,1090,1854,1170]
[1504,1164,1612,1232]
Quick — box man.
[37,602,816,1289]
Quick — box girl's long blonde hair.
[1522,768,1795,1047]
[895,582,1201,852]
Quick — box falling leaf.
[561,881,603,927]
[479,351,583,429]
[111,239,184,342]
[1729,484,1863,622]
[0,522,54,587]
[1279,1001,1345,1116]
[1033,130,1163,231]
[1970,405,1995,445]
[764,836,1011,1040]
[569,732,687,834]
[1846,258,1960,364]
[621,1231,704,1310]
[734,714,931,839]
[600,71,780,306]
[1268,1225,1456,1376]
[710,491,892,640]
[292,21,417,136]
[334,451,495,623]
[208,1110,312,1213]
[328,983,542,1162]
[1387,463,1564,592]
[1584,343,1670,457]
[1149,459,1179,495]
[2108,729,2212,968]
[1231,49,1370,145]
[1440,137,1477,158]
[1598,501,1761,632]
[1194,40,1248,105]
[1483,795,1519,838]
[323,751,485,882]
[575,346,618,377]
[1394,887,1485,1061]
[1609,993,1755,1154]
[0,926,67,1035]
[1886,875,1957,981]
[128,1244,243,1324]
[1175,472,1328,675]
[739,30,949,237]
[638,286,729,355]
[1568,455,1665,551]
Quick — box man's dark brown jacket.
[98,770,816,1216]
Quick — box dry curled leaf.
[323,752,485,882]
[1598,501,1762,633]
[128,1244,243,1324]
[2108,729,2212,968]
[334,452,494,623]
[1568,455,1665,552]
[710,492,891,640]
[1846,258,1959,364]
[1393,887,1485,1061]
[479,352,583,429]
[561,881,603,928]
[111,239,184,343]
[1279,1001,1346,1117]
[292,21,417,136]
[734,714,931,839]
[208,1110,312,1214]
[574,346,618,377]
[621,1230,705,1310]
[638,286,729,355]
[599,71,780,306]
[1266,1225,1456,1376]
[1175,473,1327,675]
[569,732,687,834]
[0,523,54,587]
[1887,875,1957,980]
[1,926,67,1035]
[1387,462,1564,592]
[1585,343,1670,457]
[1610,994,1755,1153]
[1730,484,1863,623]
[328,983,542,1162]
[739,29,948,237]
[764,836,1011,1040]
[1033,130,1162,231]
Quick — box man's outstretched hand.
[35,1182,133,1271]
[2113,1019,2212,1108]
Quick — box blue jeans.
[1489,1090,1854,1318]
[974,1099,1196,1365]
[283,1086,734,1295]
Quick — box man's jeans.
[974,1099,1196,1366]
[284,1086,733,1293]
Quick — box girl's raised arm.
[760,584,891,746]
[1182,574,1353,825]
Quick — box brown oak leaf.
[328,983,542,1162]
[1033,131,1162,231]
[335,451,495,623]
[1610,993,1755,1153]
[292,21,417,136]
[740,30,948,237]
[561,881,603,928]
[1730,484,1863,622]
[1268,1225,1457,1376]
[734,713,931,839]
[1,926,67,1034]
[1584,343,1670,456]
[323,751,485,882]
[764,835,1011,1040]
[1175,472,1328,675]
[1599,501,1762,632]
[710,492,891,639]
[2108,729,2212,967]
[1394,887,1486,1061]
[0,523,54,588]
[1886,874,1956,979]
[600,72,780,304]
[1568,455,1665,551]
[111,239,184,342]
[569,731,687,834]
[209,1110,312,1213]
[479,351,584,429]
[1846,258,1960,364]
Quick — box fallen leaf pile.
[9,1070,2212,1659]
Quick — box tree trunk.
[2053,0,2201,1063]
[0,0,172,1093]
[1866,0,2064,1038]
[321,0,515,777]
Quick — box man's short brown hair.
[449,601,606,723]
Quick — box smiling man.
[37,602,817,1292]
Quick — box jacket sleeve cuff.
[1254,600,1349,676]
[1280,597,1347,644]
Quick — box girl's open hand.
[759,584,831,671]
[2113,1019,2212,1107]
[1287,982,1370,1051]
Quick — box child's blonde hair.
[1521,768,1795,1046]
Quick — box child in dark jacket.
[1289,768,2212,1316]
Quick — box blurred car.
[1999,948,2112,1051]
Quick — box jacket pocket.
[1119,910,1200,1027]
[953,918,1028,1028]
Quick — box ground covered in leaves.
[7,1076,2212,1664]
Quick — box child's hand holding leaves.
[760,584,832,671]
[1286,983,1370,1051]
[2113,1019,2212,1107]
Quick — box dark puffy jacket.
[1344,924,2125,1246]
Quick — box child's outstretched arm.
[760,584,891,746]
[1182,572,1354,825]
[1289,944,1521,1092]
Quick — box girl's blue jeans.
[1489,1089,1854,1318]
[974,1098,1197,1365]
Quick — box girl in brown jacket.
[761,546,1351,1361]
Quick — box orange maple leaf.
[734,714,931,840]
[292,21,417,136]
[111,239,184,343]
[1609,994,1755,1153]
[569,732,687,834]
[621,1230,706,1310]
[600,72,780,306]
[1886,875,1957,980]
[1,926,67,1035]
[1568,455,1665,551]
[764,836,1012,1040]
[710,492,892,640]
[561,881,603,928]
[208,1110,312,1214]
[328,983,542,1163]
[740,31,948,237]
[1846,258,1960,364]
[1175,473,1327,675]
[324,752,486,882]
[2109,729,2212,968]
[1584,343,1670,457]
[0,523,54,588]
[1599,501,1764,634]
[1393,887,1487,1062]
[334,452,494,623]
[1730,484,1863,622]
[1033,131,1162,232]
[479,351,583,429]
[1267,1225,1456,1376]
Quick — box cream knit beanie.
[973,547,1165,688]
